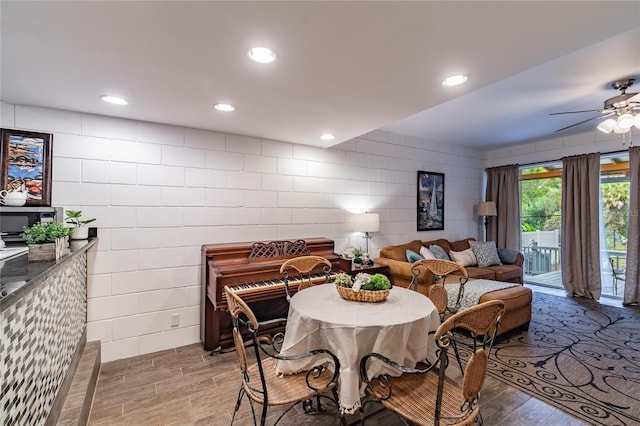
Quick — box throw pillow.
[498,248,519,264]
[428,244,450,261]
[472,241,502,267]
[419,246,436,260]
[449,248,477,267]
[406,249,423,263]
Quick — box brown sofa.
[375,238,524,288]
[374,237,531,335]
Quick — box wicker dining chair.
[359,300,505,426]
[409,259,501,375]
[225,286,343,426]
[408,259,470,318]
[280,255,333,301]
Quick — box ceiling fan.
[551,78,640,134]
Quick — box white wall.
[1,102,486,361]
[485,129,632,168]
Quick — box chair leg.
[231,387,245,425]
[452,339,464,375]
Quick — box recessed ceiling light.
[248,47,276,64]
[320,133,335,141]
[214,103,236,112]
[441,75,468,87]
[101,95,128,105]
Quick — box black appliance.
[0,207,62,244]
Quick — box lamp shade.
[351,213,380,232]
[477,201,497,217]
[617,113,635,129]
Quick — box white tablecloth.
[276,284,440,413]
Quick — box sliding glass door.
[520,164,562,287]
[519,153,630,297]
[600,154,630,297]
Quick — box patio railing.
[521,243,626,275]
[522,243,560,275]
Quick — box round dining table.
[276,284,440,414]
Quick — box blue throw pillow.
[428,245,450,261]
[498,248,519,264]
[406,249,424,263]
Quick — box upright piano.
[201,238,340,351]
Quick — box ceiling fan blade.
[549,109,606,115]
[628,93,640,102]
[555,113,614,132]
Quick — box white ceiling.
[1,1,639,149]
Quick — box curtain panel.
[485,165,521,250]
[623,146,640,305]
[561,153,601,299]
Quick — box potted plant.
[65,210,96,240]
[353,248,364,268]
[22,222,72,261]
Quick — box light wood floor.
[88,287,592,425]
[88,342,586,426]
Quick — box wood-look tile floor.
[88,341,586,426]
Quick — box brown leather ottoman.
[477,283,532,335]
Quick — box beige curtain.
[485,165,521,250]
[561,153,601,299]
[623,146,640,305]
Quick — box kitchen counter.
[0,238,98,311]
[0,237,98,426]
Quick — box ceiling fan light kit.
[553,78,640,136]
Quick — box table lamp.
[351,213,379,254]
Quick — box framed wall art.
[0,128,53,206]
[417,171,444,231]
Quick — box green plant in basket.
[334,272,353,288]
[22,222,72,245]
[361,273,391,291]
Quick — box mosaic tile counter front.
[1,251,89,426]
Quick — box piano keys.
[201,238,340,351]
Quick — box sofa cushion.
[449,248,477,267]
[449,238,476,252]
[471,241,502,267]
[485,264,522,282]
[406,249,423,263]
[429,244,450,260]
[462,267,496,280]
[380,240,423,261]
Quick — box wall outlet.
[170,313,180,327]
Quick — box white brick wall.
[4,102,487,362]
[485,129,629,167]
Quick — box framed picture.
[0,128,53,206]
[417,171,444,231]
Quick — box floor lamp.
[352,213,380,254]
[477,201,497,241]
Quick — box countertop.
[0,238,98,311]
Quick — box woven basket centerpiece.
[334,272,391,303]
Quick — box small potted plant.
[353,248,364,268]
[22,222,72,261]
[65,210,96,240]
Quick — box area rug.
[459,292,640,426]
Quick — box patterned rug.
[460,292,640,426]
